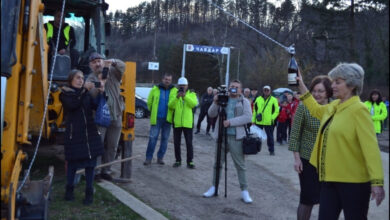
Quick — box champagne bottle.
[288,54,298,86]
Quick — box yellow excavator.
[1,0,136,219]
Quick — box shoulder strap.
[244,124,250,137]
[261,97,271,113]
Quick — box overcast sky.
[105,0,289,14]
[106,0,151,13]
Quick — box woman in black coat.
[60,69,104,205]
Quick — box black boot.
[83,188,93,205]
[64,185,74,201]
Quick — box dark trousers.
[66,162,94,190]
[319,182,371,220]
[173,127,194,164]
[257,124,274,153]
[209,116,217,131]
[276,121,287,143]
[196,110,211,132]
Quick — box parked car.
[136,87,152,100]
[135,94,150,119]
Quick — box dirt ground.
[106,114,389,220]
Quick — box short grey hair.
[328,63,364,95]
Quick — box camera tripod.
[214,105,228,197]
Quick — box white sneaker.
[241,190,253,203]
[203,186,216,198]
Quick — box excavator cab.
[42,0,112,137]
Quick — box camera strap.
[260,97,271,114]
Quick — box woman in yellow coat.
[364,89,388,135]
[296,63,385,220]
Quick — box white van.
[135,87,152,101]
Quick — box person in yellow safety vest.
[143,73,177,166]
[44,10,77,67]
[252,85,280,155]
[364,89,388,135]
[169,77,198,169]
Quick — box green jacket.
[364,101,387,134]
[168,89,198,128]
[252,95,280,125]
[147,85,177,125]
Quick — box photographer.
[202,80,253,204]
[85,52,125,181]
[169,77,198,169]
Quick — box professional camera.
[178,87,185,93]
[217,85,229,107]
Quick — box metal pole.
[237,49,240,80]
[181,44,186,77]
[152,70,154,84]
[225,48,230,86]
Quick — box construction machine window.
[43,13,97,79]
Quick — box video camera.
[217,85,229,107]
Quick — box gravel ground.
[106,114,389,220]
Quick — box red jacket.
[288,98,300,118]
[277,105,291,123]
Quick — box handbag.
[95,93,111,127]
[242,125,262,155]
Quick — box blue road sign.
[185,44,229,55]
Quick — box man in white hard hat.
[168,77,198,169]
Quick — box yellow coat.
[300,92,384,186]
[168,89,198,128]
[364,101,387,134]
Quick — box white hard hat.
[178,77,188,85]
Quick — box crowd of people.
[46,8,386,218]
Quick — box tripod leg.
[214,107,224,196]
[224,125,228,198]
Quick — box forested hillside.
[105,0,389,98]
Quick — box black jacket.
[200,93,214,112]
[60,86,104,161]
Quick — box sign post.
[182,44,231,85]
[148,62,159,84]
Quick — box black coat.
[200,93,214,112]
[60,86,104,161]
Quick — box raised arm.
[184,92,198,109]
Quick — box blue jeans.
[145,118,172,160]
